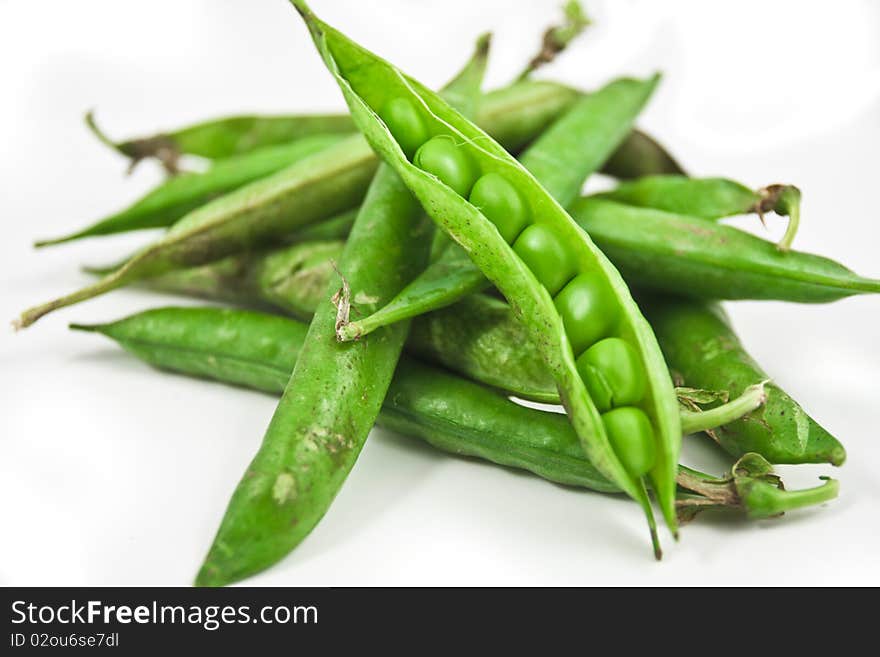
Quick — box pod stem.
[337,318,365,342]
[740,477,840,519]
[754,184,801,251]
[84,110,126,155]
[679,381,768,434]
[85,110,180,175]
[516,0,590,81]
[675,453,839,522]
[13,267,132,330]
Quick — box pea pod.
[641,295,847,466]
[70,306,838,521]
[569,197,880,303]
[335,74,661,342]
[86,109,355,174]
[294,0,680,549]
[15,67,582,329]
[34,134,346,247]
[597,175,801,250]
[194,35,488,586]
[90,241,767,433]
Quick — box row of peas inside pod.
[385,100,655,480]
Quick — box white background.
[1,0,879,586]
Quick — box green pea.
[469,173,530,243]
[380,98,429,159]
[601,407,656,478]
[576,337,645,412]
[414,135,480,197]
[512,224,577,295]
[554,272,617,354]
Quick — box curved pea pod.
[86,109,355,174]
[71,306,838,521]
[598,175,801,250]
[293,0,681,550]
[641,295,847,466]
[34,134,347,247]
[569,198,880,302]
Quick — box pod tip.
[829,445,847,467]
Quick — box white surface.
[1,0,879,586]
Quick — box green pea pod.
[88,241,767,432]
[569,197,880,302]
[641,295,847,466]
[337,74,661,342]
[293,0,680,551]
[15,68,581,330]
[86,109,355,175]
[34,134,347,248]
[70,306,838,521]
[194,34,489,586]
[597,175,801,250]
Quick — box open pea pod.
[292,0,681,551]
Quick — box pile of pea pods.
[17,0,878,585]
